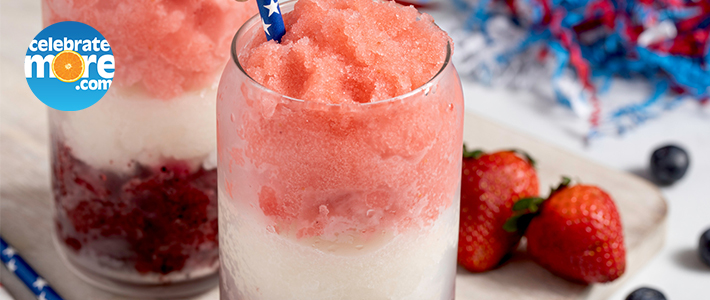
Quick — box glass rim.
[229,0,453,107]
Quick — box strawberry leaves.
[503,197,544,233]
[503,177,573,233]
[550,176,572,195]
[512,197,545,213]
[508,149,536,168]
[463,144,483,159]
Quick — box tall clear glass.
[217,2,464,299]
[43,0,255,297]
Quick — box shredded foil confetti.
[449,0,710,137]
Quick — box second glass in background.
[44,0,256,297]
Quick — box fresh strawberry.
[458,145,539,272]
[509,178,626,283]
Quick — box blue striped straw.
[256,0,286,42]
[1,237,64,300]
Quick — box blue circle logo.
[25,21,114,111]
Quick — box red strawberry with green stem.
[506,178,626,283]
[458,145,539,272]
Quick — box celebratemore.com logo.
[25,21,114,111]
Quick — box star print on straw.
[264,0,280,17]
[2,246,15,257]
[33,278,48,289]
[263,22,272,36]
[6,259,16,271]
[256,0,285,42]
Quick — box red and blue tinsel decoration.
[450,0,710,137]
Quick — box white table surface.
[2,0,709,299]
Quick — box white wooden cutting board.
[456,115,666,300]
[1,104,666,300]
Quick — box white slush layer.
[219,189,458,300]
[56,83,218,173]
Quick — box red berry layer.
[52,142,218,277]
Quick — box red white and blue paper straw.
[1,237,63,300]
[256,0,286,42]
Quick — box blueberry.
[626,287,667,300]
[700,228,710,267]
[650,145,689,185]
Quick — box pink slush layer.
[239,0,451,104]
[43,0,258,99]
[237,102,461,239]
